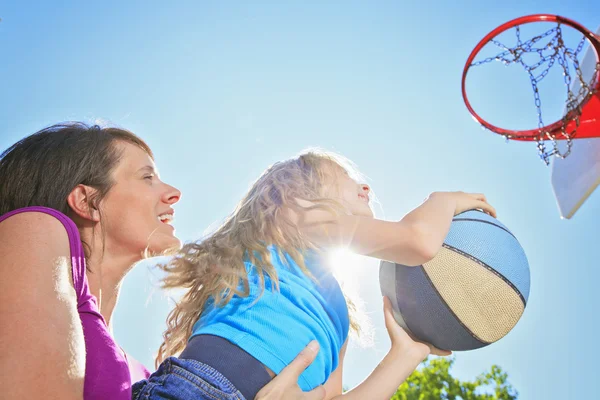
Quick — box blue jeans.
[132,357,247,400]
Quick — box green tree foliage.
[392,357,518,400]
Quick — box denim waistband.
[132,356,246,400]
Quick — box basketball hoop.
[462,15,600,164]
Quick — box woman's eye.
[144,174,154,180]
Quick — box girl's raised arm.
[300,191,496,267]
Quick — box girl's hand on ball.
[383,296,452,358]
[454,192,496,217]
[432,191,497,218]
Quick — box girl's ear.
[67,184,100,222]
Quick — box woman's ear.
[67,184,101,222]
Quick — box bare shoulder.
[0,211,85,397]
[0,210,71,254]
[0,209,70,233]
[0,211,73,287]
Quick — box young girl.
[134,149,496,400]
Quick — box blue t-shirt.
[190,246,350,390]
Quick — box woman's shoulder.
[1,206,76,230]
[0,206,82,249]
[0,206,73,241]
[0,207,84,291]
[0,207,87,398]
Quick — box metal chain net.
[471,23,600,165]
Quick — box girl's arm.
[300,191,496,266]
[329,297,435,400]
[0,212,85,399]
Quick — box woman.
[0,122,325,400]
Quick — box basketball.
[379,210,530,351]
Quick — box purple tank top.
[0,207,150,399]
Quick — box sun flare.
[327,247,364,286]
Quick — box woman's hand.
[254,341,326,400]
[383,296,452,358]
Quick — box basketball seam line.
[417,262,490,346]
[451,218,516,240]
[442,243,527,307]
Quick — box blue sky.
[1,1,599,398]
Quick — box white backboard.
[551,26,600,219]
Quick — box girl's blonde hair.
[156,149,368,366]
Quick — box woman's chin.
[148,235,182,256]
